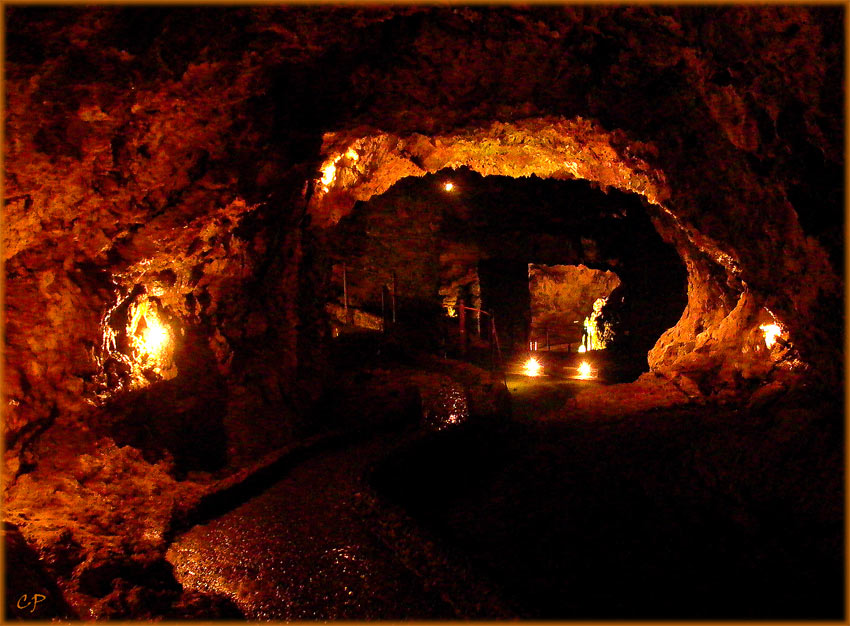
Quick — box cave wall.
[439,244,482,315]
[4,8,343,473]
[323,182,445,317]
[3,8,351,614]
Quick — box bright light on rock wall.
[95,293,178,400]
[759,323,783,349]
[128,299,175,383]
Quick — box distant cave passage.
[321,169,688,376]
[527,263,621,351]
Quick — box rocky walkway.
[164,358,514,620]
[166,427,468,620]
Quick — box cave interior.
[2,5,845,621]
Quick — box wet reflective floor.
[166,431,454,620]
[417,379,468,430]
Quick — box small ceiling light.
[443,182,455,192]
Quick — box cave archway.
[320,166,690,382]
[307,116,801,396]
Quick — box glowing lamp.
[443,182,455,192]
[141,318,169,356]
[759,323,782,349]
[577,361,592,379]
[577,345,587,353]
[523,357,542,377]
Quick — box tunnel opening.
[320,167,688,385]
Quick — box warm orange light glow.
[320,148,359,192]
[97,294,178,398]
[321,162,336,190]
[128,298,174,384]
[577,361,592,379]
[523,357,542,377]
[142,317,169,355]
[759,323,782,349]
[444,182,455,192]
[581,297,610,352]
[577,345,587,353]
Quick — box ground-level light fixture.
[523,357,542,377]
[443,182,455,192]
[568,360,597,380]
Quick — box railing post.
[343,263,352,325]
[391,271,397,323]
[490,311,502,365]
[381,285,389,332]
[458,299,467,356]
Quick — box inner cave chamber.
[3,6,844,621]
